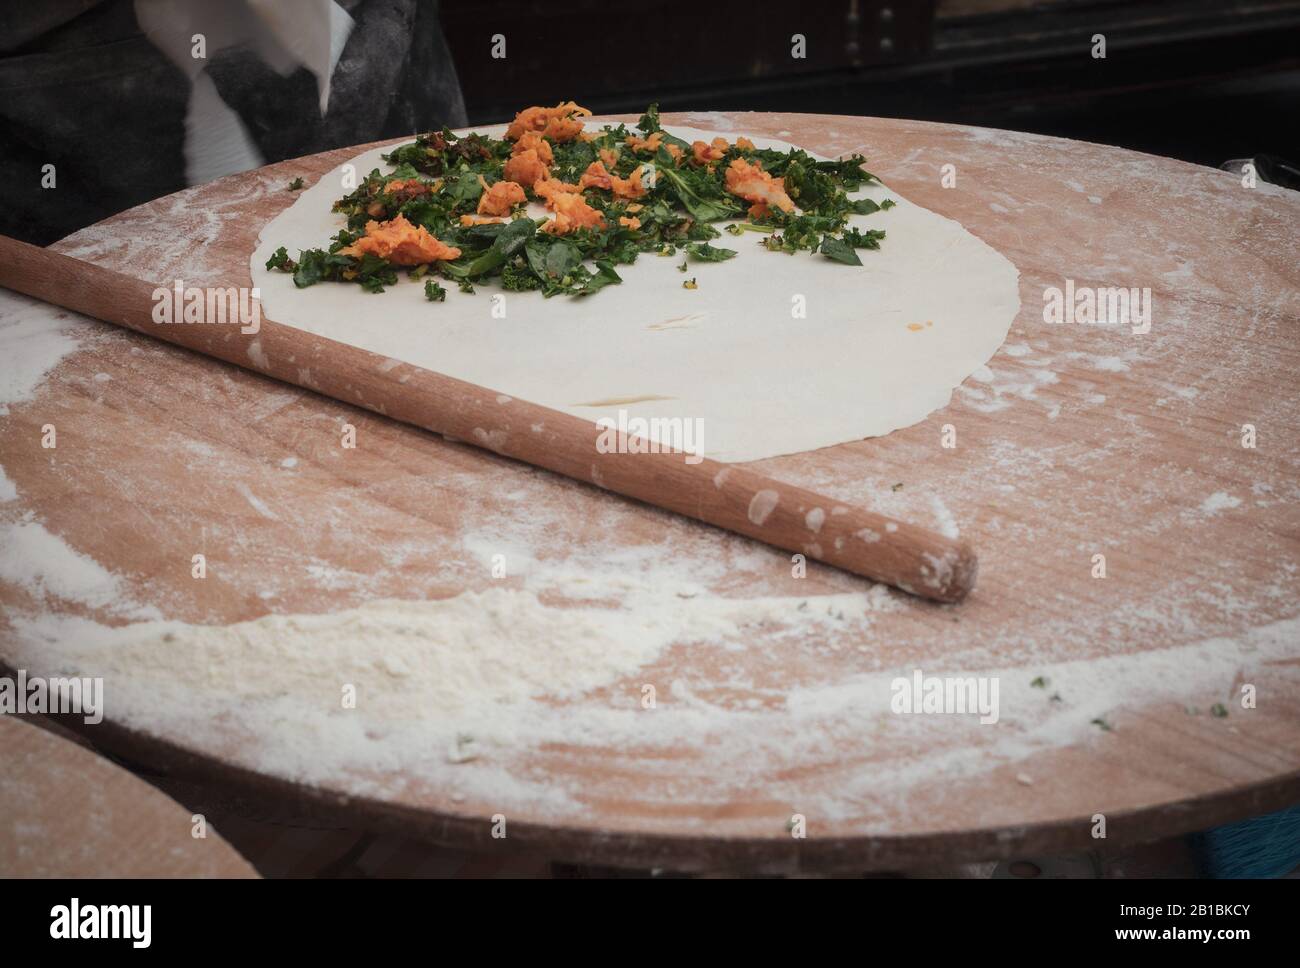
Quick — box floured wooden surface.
[0,716,257,877]
[1,112,1297,871]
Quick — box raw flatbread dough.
[252,126,1019,462]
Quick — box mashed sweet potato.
[337,214,461,265]
[625,131,683,163]
[723,157,794,215]
[502,148,549,187]
[578,160,613,191]
[505,101,592,142]
[533,177,581,203]
[578,161,646,199]
[690,137,728,165]
[511,130,554,165]
[477,178,527,216]
[540,191,605,235]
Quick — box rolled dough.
[252,126,1020,462]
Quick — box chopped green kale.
[268,103,893,300]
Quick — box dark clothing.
[0,0,467,244]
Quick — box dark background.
[3,0,1298,245]
[442,0,1300,170]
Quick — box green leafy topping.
[637,103,661,134]
[686,242,737,262]
[442,216,539,280]
[447,172,484,206]
[266,244,397,293]
[274,103,890,299]
[843,227,886,249]
[819,234,862,266]
[576,261,622,297]
[265,246,294,271]
[656,162,741,223]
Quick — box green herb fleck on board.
[1031,676,1050,689]
[1211,703,1229,718]
[287,177,305,191]
[1091,717,1113,732]
[424,279,446,302]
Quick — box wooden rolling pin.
[0,235,977,601]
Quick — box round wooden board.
[0,715,257,877]
[1,112,1297,873]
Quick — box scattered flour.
[0,518,160,620]
[805,507,826,533]
[747,489,780,525]
[928,495,960,539]
[4,572,896,809]
[0,293,165,625]
[12,549,1289,824]
[0,294,86,413]
[1065,350,1137,373]
[236,483,279,520]
[1200,491,1242,516]
[957,364,1058,414]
